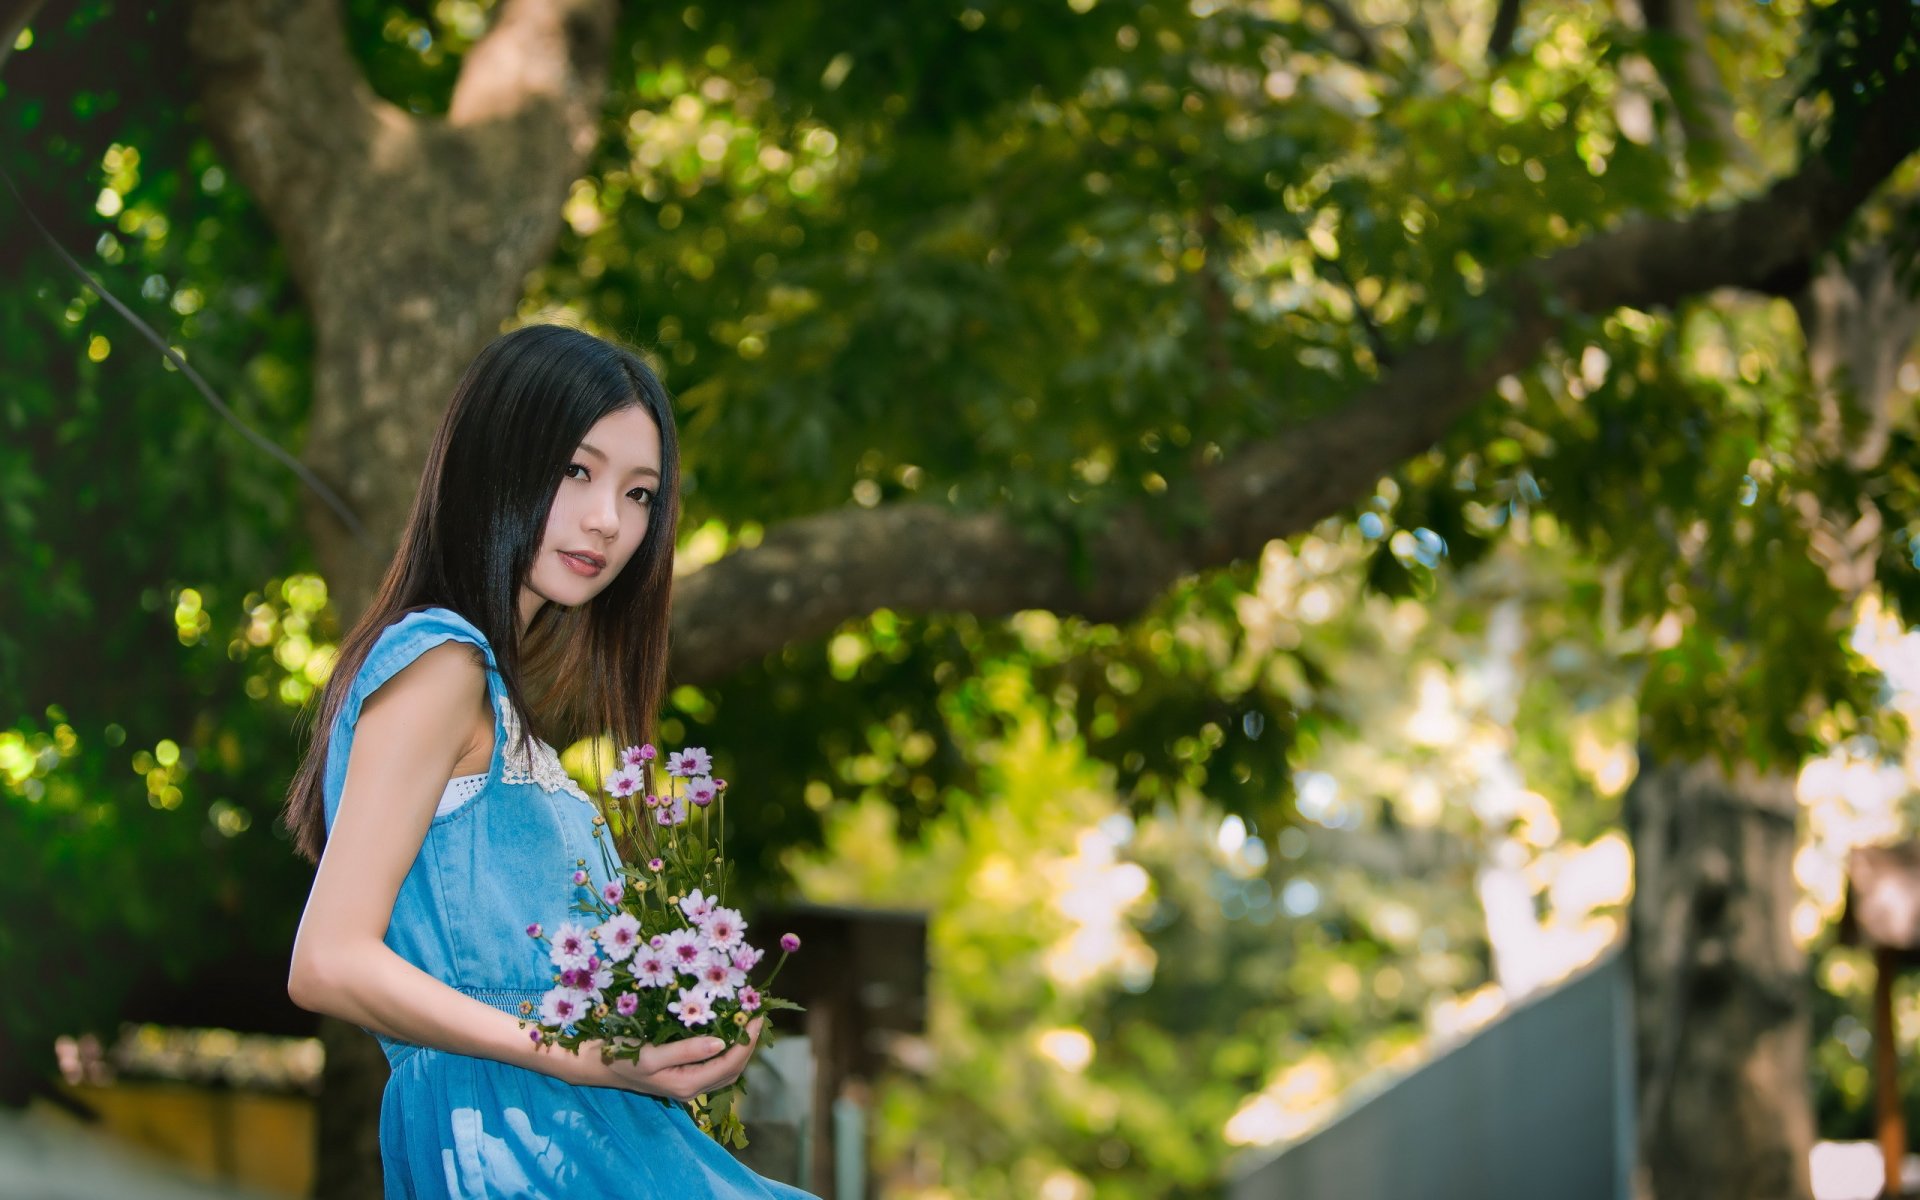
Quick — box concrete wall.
[1227,948,1634,1200]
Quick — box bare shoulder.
[345,638,495,807]
[359,639,490,734]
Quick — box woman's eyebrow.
[578,442,660,479]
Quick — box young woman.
[281,324,815,1197]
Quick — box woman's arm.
[286,641,638,1088]
[287,639,767,1101]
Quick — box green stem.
[762,950,792,990]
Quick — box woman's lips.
[560,551,604,576]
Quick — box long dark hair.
[283,323,681,865]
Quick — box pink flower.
[596,913,642,963]
[701,907,746,951]
[529,1029,542,1044]
[602,881,625,906]
[660,928,712,975]
[616,992,640,1016]
[780,933,802,953]
[647,858,664,872]
[606,767,642,799]
[687,776,718,807]
[639,744,657,761]
[525,923,542,939]
[538,987,591,1027]
[620,744,650,769]
[666,747,712,778]
[714,778,728,791]
[697,957,744,998]
[731,944,764,972]
[632,950,674,989]
[549,922,593,969]
[655,795,687,826]
[738,986,763,1013]
[668,987,715,1027]
[678,889,718,923]
[571,869,589,886]
[649,934,666,949]
[558,958,612,997]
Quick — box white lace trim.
[499,698,596,807]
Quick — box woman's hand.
[588,1016,767,1101]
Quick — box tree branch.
[1624,0,1758,175]
[1314,0,1381,69]
[448,0,615,161]
[183,0,387,292]
[1488,0,1524,62]
[667,77,1920,686]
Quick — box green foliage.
[2,0,319,1082]
[4,0,1919,1189]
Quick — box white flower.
[668,987,715,1027]
[666,747,712,778]
[694,956,744,1000]
[538,986,592,1028]
[596,913,643,963]
[678,888,718,923]
[659,928,712,976]
[730,944,764,972]
[548,921,594,970]
[630,949,675,989]
[700,906,746,951]
[605,766,643,799]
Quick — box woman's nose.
[583,491,619,538]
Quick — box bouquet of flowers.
[517,742,804,1149]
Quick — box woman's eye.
[564,462,589,480]
[628,487,653,506]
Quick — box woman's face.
[519,404,664,629]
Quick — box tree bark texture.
[1627,749,1816,1200]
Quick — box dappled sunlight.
[1041,825,1156,991]
[1795,590,1920,950]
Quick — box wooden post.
[807,998,835,1199]
[1877,946,1906,1198]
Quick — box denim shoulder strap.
[322,606,504,832]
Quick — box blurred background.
[3,0,1919,1197]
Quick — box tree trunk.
[1627,747,1816,1200]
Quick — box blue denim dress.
[321,606,817,1199]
